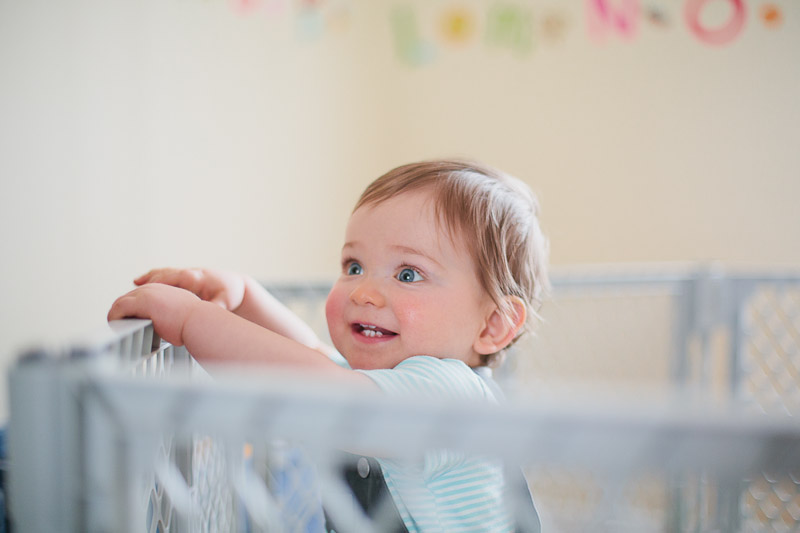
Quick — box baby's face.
[325,190,494,370]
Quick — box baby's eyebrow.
[342,242,444,268]
[391,245,443,267]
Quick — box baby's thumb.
[209,294,229,309]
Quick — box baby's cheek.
[392,295,430,333]
[324,288,345,335]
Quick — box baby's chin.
[345,358,393,371]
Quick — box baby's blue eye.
[397,268,423,283]
[347,262,363,276]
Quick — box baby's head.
[357,160,549,365]
[325,159,549,369]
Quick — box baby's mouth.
[352,323,397,338]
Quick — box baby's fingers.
[134,268,171,286]
[209,294,229,308]
[107,293,147,322]
[135,268,202,292]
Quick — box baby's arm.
[133,268,327,355]
[235,275,332,356]
[108,283,370,384]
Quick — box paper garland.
[219,0,787,66]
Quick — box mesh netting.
[739,284,800,532]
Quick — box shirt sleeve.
[326,349,350,369]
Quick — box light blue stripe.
[433,472,495,491]
[432,470,495,491]
[437,491,499,508]
[433,481,495,500]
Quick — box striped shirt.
[357,356,515,533]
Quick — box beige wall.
[1,0,798,419]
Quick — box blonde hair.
[355,159,550,366]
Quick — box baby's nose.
[349,279,386,307]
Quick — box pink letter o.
[685,0,746,45]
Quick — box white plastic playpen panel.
[7,266,800,532]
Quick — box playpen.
[6,265,800,532]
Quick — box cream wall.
[376,1,800,265]
[1,0,798,420]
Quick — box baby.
[109,159,549,532]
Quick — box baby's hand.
[134,268,245,311]
[108,284,202,346]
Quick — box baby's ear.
[473,296,527,355]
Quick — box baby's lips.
[352,323,398,335]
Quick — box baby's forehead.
[355,190,476,255]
